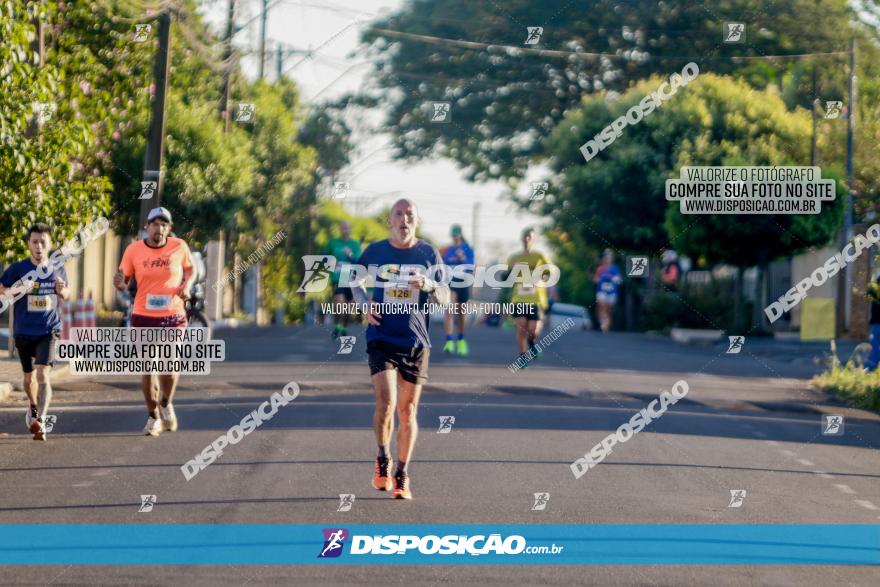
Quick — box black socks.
[30,405,38,418]
[378,445,389,461]
[395,461,407,478]
[160,398,169,408]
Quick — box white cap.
[147,207,172,223]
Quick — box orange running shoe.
[392,473,412,500]
[372,457,393,491]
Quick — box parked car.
[547,303,591,331]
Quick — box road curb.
[0,364,70,404]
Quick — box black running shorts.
[450,281,471,304]
[367,340,430,384]
[512,303,544,322]
[14,331,59,373]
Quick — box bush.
[639,278,752,333]
[812,348,880,412]
[96,310,123,327]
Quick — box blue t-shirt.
[441,241,475,267]
[1,259,68,337]
[596,265,622,296]
[357,239,443,348]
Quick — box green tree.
[236,80,319,318]
[543,74,841,325]
[363,0,859,181]
[1,0,111,259]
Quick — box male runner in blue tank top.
[350,199,450,500]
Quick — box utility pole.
[846,37,857,241]
[138,12,172,230]
[274,45,313,82]
[259,0,268,80]
[220,0,235,132]
[810,62,818,166]
[844,36,858,331]
[276,44,283,80]
[837,37,857,336]
[218,0,242,313]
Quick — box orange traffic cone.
[85,292,96,327]
[73,291,86,330]
[60,299,72,340]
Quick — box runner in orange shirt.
[113,207,195,436]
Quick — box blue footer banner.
[0,525,878,564]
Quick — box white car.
[547,303,591,331]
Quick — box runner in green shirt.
[326,221,362,338]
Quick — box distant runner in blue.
[440,224,475,356]
[351,199,450,501]
[0,223,70,441]
[593,248,622,333]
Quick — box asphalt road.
[1,322,879,585]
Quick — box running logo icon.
[824,101,843,119]
[529,182,548,201]
[724,23,745,43]
[524,26,543,45]
[531,492,550,511]
[727,336,745,354]
[337,336,356,354]
[332,182,349,200]
[318,528,348,558]
[138,494,156,513]
[133,23,151,41]
[43,415,57,433]
[337,494,355,512]
[139,181,157,200]
[235,103,255,123]
[33,102,56,125]
[437,416,455,433]
[822,415,844,436]
[431,102,451,123]
[728,490,746,508]
[628,256,648,277]
[297,255,336,293]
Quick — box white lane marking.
[72,481,94,488]
[767,440,780,446]
[797,458,815,467]
[813,471,834,480]
[91,470,113,477]
[854,500,879,511]
[834,484,855,495]
[780,449,797,457]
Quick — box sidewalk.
[0,355,70,403]
[0,356,20,402]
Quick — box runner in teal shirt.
[326,221,362,338]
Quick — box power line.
[369,27,852,63]
[306,61,371,101]
[282,18,369,75]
